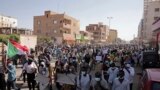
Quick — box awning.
[63,34,75,41]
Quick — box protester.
[75,66,92,90]
[0,67,6,90]
[107,63,119,88]
[23,58,38,90]
[91,71,109,90]
[123,63,135,90]
[21,55,28,83]
[38,62,49,90]
[6,61,19,90]
[112,70,130,90]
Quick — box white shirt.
[23,62,37,74]
[108,67,119,84]
[112,78,130,90]
[123,67,135,83]
[76,74,91,90]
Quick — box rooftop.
[0,14,17,19]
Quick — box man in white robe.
[123,63,135,90]
[112,70,130,90]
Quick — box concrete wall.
[19,35,37,50]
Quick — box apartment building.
[34,11,80,44]
[79,31,93,44]
[140,0,160,43]
[86,22,109,43]
[0,15,17,28]
[107,29,118,44]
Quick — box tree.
[37,36,51,44]
[0,34,19,45]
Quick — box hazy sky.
[0,0,143,41]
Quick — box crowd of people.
[0,44,143,90]
[52,44,139,90]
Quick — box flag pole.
[2,42,7,72]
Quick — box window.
[155,8,159,12]
[37,21,41,25]
[53,20,57,24]
[54,30,57,33]
[73,23,76,26]
[60,20,63,23]
[46,14,49,18]
[60,30,63,33]
[94,32,96,34]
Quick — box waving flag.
[7,39,29,58]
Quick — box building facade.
[79,31,93,44]
[0,15,17,28]
[34,11,80,44]
[107,29,118,44]
[86,22,109,43]
[140,0,160,44]
[20,35,37,50]
[0,27,32,35]
[138,19,144,44]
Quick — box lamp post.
[107,17,113,28]
[107,17,113,44]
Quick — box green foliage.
[37,36,52,44]
[9,34,19,42]
[0,34,20,45]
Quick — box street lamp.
[107,17,113,44]
[107,17,113,28]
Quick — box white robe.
[123,67,135,84]
[112,78,130,90]
[76,74,91,90]
[108,67,119,84]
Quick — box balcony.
[61,23,71,29]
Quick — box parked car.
[138,69,160,90]
[141,50,160,69]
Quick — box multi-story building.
[140,0,160,43]
[79,31,93,44]
[0,27,32,35]
[0,15,17,28]
[34,11,80,44]
[107,29,118,44]
[86,22,109,43]
[0,14,32,35]
[138,19,144,44]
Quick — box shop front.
[63,34,75,45]
[75,34,82,44]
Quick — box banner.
[96,56,102,61]
[56,74,76,85]
[35,73,49,85]
[103,49,108,54]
